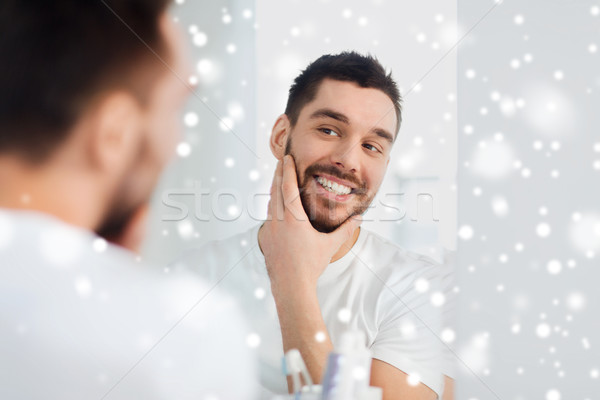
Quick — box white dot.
[510,59,521,69]
[176,142,191,158]
[246,333,261,348]
[399,321,417,338]
[522,168,531,178]
[533,140,543,150]
[537,323,551,338]
[342,8,352,18]
[491,91,501,101]
[434,14,444,23]
[591,6,600,16]
[413,136,423,147]
[466,69,476,79]
[184,112,198,127]
[74,276,92,298]
[92,238,107,253]
[554,70,564,81]
[566,292,585,311]
[547,259,562,275]
[517,367,524,374]
[414,278,430,293]
[546,389,561,400]
[480,107,488,115]
[459,225,474,240]
[491,196,509,217]
[511,323,521,334]
[290,26,300,37]
[242,9,253,19]
[524,53,533,63]
[315,331,327,343]
[514,14,524,25]
[591,369,599,379]
[248,169,260,181]
[227,205,239,217]
[416,33,427,43]
[539,206,548,216]
[441,328,456,343]
[515,242,524,252]
[473,187,482,196]
[192,32,208,47]
[219,117,234,132]
[177,220,194,239]
[226,43,237,54]
[222,14,232,24]
[358,17,368,26]
[536,223,551,237]
[430,292,445,307]
[224,158,235,168]
[499,254,508,263]
[551,170,560,178]
[337,308,351,323]
[407,373,421,386]
[593,160,600,170]
[254,287,265,299]
[589,43,598,54]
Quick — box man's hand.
[258,155,360,387]
[259,155,361,293]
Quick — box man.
[176,52,448,399]
[0,1,255,399]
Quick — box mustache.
[303,163,367,194]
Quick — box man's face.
[284,79,397,233]
[97,14,191,239]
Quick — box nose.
[330,139,360,173]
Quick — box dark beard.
[285,138,372,233]
[95,202,139,244]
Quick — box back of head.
[284,51,403,135]
[0,0,170,164]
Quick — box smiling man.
[176,52,446,399]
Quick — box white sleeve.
[369,261,444,398]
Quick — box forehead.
[299,78,397,135]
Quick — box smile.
[316,176,353,196]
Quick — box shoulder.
[357,228,443,279]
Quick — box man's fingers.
[281,155,307,221]
[268,160,285,221]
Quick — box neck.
[330,226,360,263]
[0,156,104,231]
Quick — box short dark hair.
[284,51,402,135]
[0,0,171,163]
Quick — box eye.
[319,128,340,137]
[363,143,381,153]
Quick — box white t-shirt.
[174,224,445,398]
[0,209,257,400]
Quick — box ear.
[270,114,291,160]
[87,91,143,174]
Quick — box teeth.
[316,176,352,195]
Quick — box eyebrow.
[309,107,395,144]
